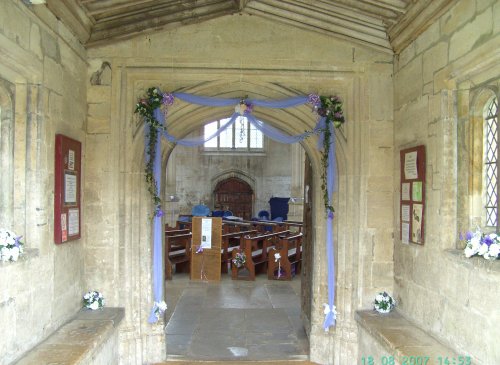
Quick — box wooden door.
[214,178,253,220]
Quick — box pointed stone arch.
[114,73,357,364]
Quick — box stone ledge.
[444,248,500,273]
[356,310,462,365]
[13,307,124,365]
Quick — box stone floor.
[164,273,309,361]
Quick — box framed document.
[54,134,82,244]
[400,145,426,245]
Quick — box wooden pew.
[222,220,251,234]
[284,221,303,233]
[231,230,290,280]
[267,232,303,280]
[165,232,192,280]
[220,229,257,273]
[165,228,190,236]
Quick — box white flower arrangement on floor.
[0,228,24,262]
[83,291,104,310]
[461,229,500,260]
[373,291,395,314]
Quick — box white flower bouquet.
[83,291,104,310]
[154,300,168,319]
[374,291,395,314]
[232,252,246,268]
[0,228,24,262]
[461,229,500,260]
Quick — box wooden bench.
[165,232,192,280]
[231,230,290,280]
[165,228,190,236]
[267,232,302,280]
[222,219,251,233]
[220,229,257,273]
[284,220,303,233]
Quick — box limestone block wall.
[0,1,87,364]
[86,13,395,365]
[393,1,500,364]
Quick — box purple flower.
[334,112,343,120]
[155,209,164,218]
[196,246,203,253]
[482,235,493,246]
[465,231,473,241]
[308,94,320,106]
[162,93,175,106]
[14,236,22,247]
[328,211,334,219]
[244,102,253,114]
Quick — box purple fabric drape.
[146,92,338,328]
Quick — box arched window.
[484,96,499,228]
[204,116,264,151]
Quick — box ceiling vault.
[40,0,458,54]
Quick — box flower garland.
[460,228,500,260]
[373,291,395,313]
[83,290,105,310]
[135,89,345,218]
[0,228,24,262]
[134,87,174,218]
[308,94,345,215]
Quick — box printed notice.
[61,213,67,242]
[404,151,418,180]
[68,208,79,236]
[401,183,410,201]
[200,218,212,249]
[68,150,75,170]
[64,172,77,204]
[401,204,410,222]
[401,223,410,244]
[412,181,422,202]
[412,203,423,243]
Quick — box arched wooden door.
[214,177,253,220]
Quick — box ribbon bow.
[322,304,337,331]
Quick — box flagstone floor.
[164,273,309,361]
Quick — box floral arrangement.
[0,228,24,262]
[461,228,500,260]
[83,290,105,310]
[308,94,345,215]
[373,291,395,313]
[232,252,246,268]
[235,99,253,115]
[134,87,174,219]
[154,300,167,319]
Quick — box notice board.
[190,217,222,281]
[54,134,82,244]
[400,145,426,245]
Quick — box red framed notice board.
[54,134,82,244]
[400,145,426,245]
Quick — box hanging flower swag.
[134,87,345,219]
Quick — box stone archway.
[113,75,357,364]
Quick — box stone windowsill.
[444,248,500,273]
[0,248,39,268]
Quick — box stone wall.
[393,1,500,364]
[87,12,394,364]
[0,1,87,364]
[165,135,299,224]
